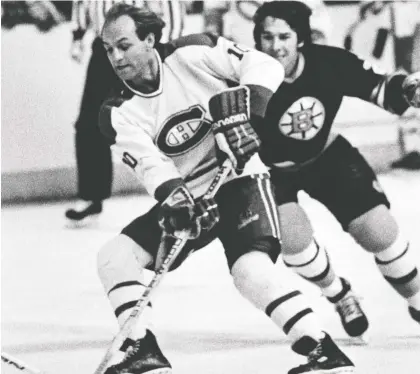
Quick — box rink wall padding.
[1,140,400,204]
[1,164,145,204]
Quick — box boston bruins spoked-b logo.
[278,97,325,140]
[156,105,212,156]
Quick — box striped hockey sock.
[375,235,420,303]
[108,280,152,339]
[266,290,325,344]
[283,239,340,294]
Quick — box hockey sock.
[97,243,152,350]
[321,277,345,299]
[407,292,420,310]
[107,280,151,339]
[232,250,325,345]
[283,239,340,294]
[375,234,420,300]
[266,290,325,344]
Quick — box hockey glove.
[194,195,220,234]
[209,86,261,175]
[158,184,219,239]
[403,72,420,108]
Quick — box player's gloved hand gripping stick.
[93,158,233,374]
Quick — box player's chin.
[115,66,133,80]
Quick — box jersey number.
[227,44,249,61]
[122,152,138,169]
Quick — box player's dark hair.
[102,3,166,44]
[253,1,312,50]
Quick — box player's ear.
[145,32,155,49]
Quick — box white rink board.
[2,170,420,374]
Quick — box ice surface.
[2,170,420,374]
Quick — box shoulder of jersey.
[156,32,220,61]
[304,43,350,58]
[304,43,355,66]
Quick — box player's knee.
[348,204,398,253]
[278,202,314,255]
[97,234,152,291]
[231,249,277,309]
[231,238,277,275]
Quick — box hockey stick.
[1,352,45,374]
[93,159,233,374]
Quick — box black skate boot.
[65,200,102,226]
[327,278,369,337]
[391,151,420,170]
[105,330,172,374]
[409,306,420,323]
[289,333,355,374]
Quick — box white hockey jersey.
[99,34,284,199]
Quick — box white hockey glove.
[209,86,262,175]
[403,72,420,108]
[158,182,219,240]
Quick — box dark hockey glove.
[209,86,261,175]
[158,184,219,239]
[193,196,220,234]
[403,72,420,108]
[158,184,196,238]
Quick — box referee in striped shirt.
[65,0,185,225]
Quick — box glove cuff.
[154,178,186,202]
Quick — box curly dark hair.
[253,1,312,50]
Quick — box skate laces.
[307,341,327,364]
[121,340,142,363]
[336,293,363,322]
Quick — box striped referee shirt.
[71,0,185,42]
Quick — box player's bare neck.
[284,53,305,83]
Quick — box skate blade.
[65,214,100,229]
[317,366,355,373]
[127,369,172,374]
[349,333,369,346]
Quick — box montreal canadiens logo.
[278,97,325,140]
[156,105,212,155]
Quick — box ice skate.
[328,278,369,339]
[105,330,172,374]
[391,151,420,170]
[65,200,102,227]
[289,333,355,374]
[409,306,420,323]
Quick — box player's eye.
[119,44,131,51]
[261,34,273,41]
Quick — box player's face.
[259,17,300,78]
[102,15,155,83]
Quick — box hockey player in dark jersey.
[252,0,420,347]
[95,3,355,374]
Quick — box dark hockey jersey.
[260,44,409,166]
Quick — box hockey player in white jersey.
[97,3,355,374]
